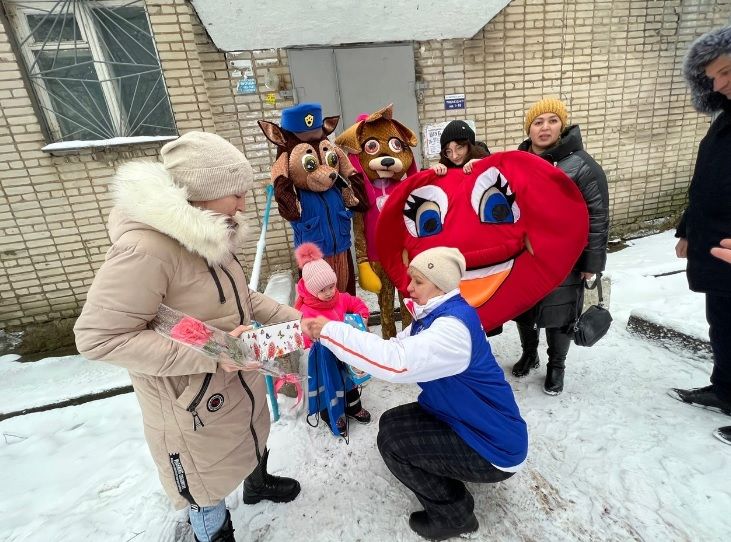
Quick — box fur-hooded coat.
[684,25,731,114]
[676,26,731,296]
[74,161,300,509]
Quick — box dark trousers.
[517,321,572,368]
[376,402,514,527]
[707,293,731,402]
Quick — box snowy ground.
[2,231,730,542]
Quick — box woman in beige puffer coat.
[74,132,301,542]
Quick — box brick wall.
[0,12,163,329]
[1,0,730,331]
[190,17,297,278]
[0,0,297,329]
[414,0,731,228]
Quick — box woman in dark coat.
[512,97,610,395]
[670,25,731,446]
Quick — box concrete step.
[627,311,711,358]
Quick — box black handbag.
[573,273,612,347]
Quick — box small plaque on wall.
[444,93,466,110]
[237,77,257,95]
[422,119,476,158]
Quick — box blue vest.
[291,188,352,257]
[412,295,528,469]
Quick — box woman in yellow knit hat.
[512,97,610,395]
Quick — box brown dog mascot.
[335,104,418,338]
[259,103,367,295]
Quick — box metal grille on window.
[4,0,177,143]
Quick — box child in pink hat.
[295,242,372,437]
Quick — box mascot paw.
[341,186,359,208]
[358,262,382,293]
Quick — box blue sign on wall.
[444,93,466,110]
[237,77,257,95]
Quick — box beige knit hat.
[409,247,466,293]
[160,131,253,201]
[524,97,569,134]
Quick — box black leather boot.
[544,328,570,395]
[243,449,301,504]
[512,322,540,377]
[408,510,479,541]
[192,510,234,542]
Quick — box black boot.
[544,366,565,395]
[243,449,301,504]
[544,328,570,395]
[192,510,234,542]
[345,387,371,424]
[512,322,540,377]
[408,510,479,541]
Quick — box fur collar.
[684,26,731,114]
[111,161,249,265]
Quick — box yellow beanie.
[524,98,569,134]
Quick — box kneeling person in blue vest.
[301,247,527,541]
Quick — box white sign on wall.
[422,119,477,158]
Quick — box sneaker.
[347,407,372,424]
[408,510,479,541]
[713,426,731,445]
[667,385,731,416]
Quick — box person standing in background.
[511,98,610,395]
[670,25,731,446]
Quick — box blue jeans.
[188,500,227,542]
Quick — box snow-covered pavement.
[1,231,729,542]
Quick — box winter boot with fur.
[512,322,540,377]
[544,328,571,395]
[243,448,301,504]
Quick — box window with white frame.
[4,0,177,144]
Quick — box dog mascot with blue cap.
[259,104,367,294]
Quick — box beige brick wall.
[190,15,298,278]
[0,13,163,328]
[0,1,298,328]
[1,0,730,330]
[414,0,731,228]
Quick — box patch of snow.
[0,354,21,363]
[42,135,177,153]
[1,231,729,541]
[263,272,295,306]
[0,355,129,414]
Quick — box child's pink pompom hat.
[295,242,337,294]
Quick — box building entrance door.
[287,44,421,166]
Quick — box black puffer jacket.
[675,103,731,295]
[517,125,610,329]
